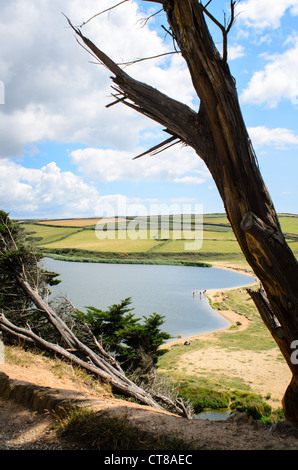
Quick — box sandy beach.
[162,264,292,408]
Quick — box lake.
[43,258,255,340]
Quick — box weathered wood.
[0,313,162,408]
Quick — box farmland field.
[19,213,298,268]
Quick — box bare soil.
[1,350,298,451]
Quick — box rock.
[270,419,298,436]
[228,412,248,424]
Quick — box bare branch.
[117,50,179,67]
[199,3,225,34]
[137,8,163,28]
[78,0,129,28]
[199,0,237,62]
[63,14,124,77]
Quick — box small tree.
[73,298,171,373]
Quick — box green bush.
[178,386,230,413]
[72,298,171,373]
[230,396,272,420]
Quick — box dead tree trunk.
[67,0,298,424]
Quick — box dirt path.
[0,396,86,450]
[1,355,298,451]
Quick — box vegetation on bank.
[157,287,286,423]
[41,250,211,268]
[72,297,171,373]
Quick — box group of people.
[192,289,207,298]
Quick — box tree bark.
[67,0,298,424]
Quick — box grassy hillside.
[18,213,298,268]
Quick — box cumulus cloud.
[236,0,298,29]
[248,126,298,148]
[173,176,206,185]
[240,36,298,107]
[70,145,210,184]
[0,159,101,218]
[228,44,245,60]
[0,154,207,219]
[0,0,196,158]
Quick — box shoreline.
[45,254,258,347]
[162,279,258,348]
[160,270,291,406]
[42,253,211,268]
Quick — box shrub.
[230,397,272,420]
[178,386,230,413]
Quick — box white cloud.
[70,145,210,184]
[248,126,298,148]
[236,0,298,29]
[0,159,101,218]
[241,36,298,107]
[0,0,196,158]
[0,153,207,219]
[173,176,206,185]
[228,44,245,60]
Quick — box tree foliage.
[0,210,60,329]
[72,298,171,373]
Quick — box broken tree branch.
[65,16,211,161]
[133,135,181,160]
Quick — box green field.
[19,213,298,268]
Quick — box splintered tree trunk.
[68,0,298,424]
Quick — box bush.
[72,298,171,373]
[230,396,272,420]
[178,386,230,414]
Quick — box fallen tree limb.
[0,312,162,409]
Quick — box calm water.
[43,258,255,340]
[196,410,232,421]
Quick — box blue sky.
[0,0,298,220]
